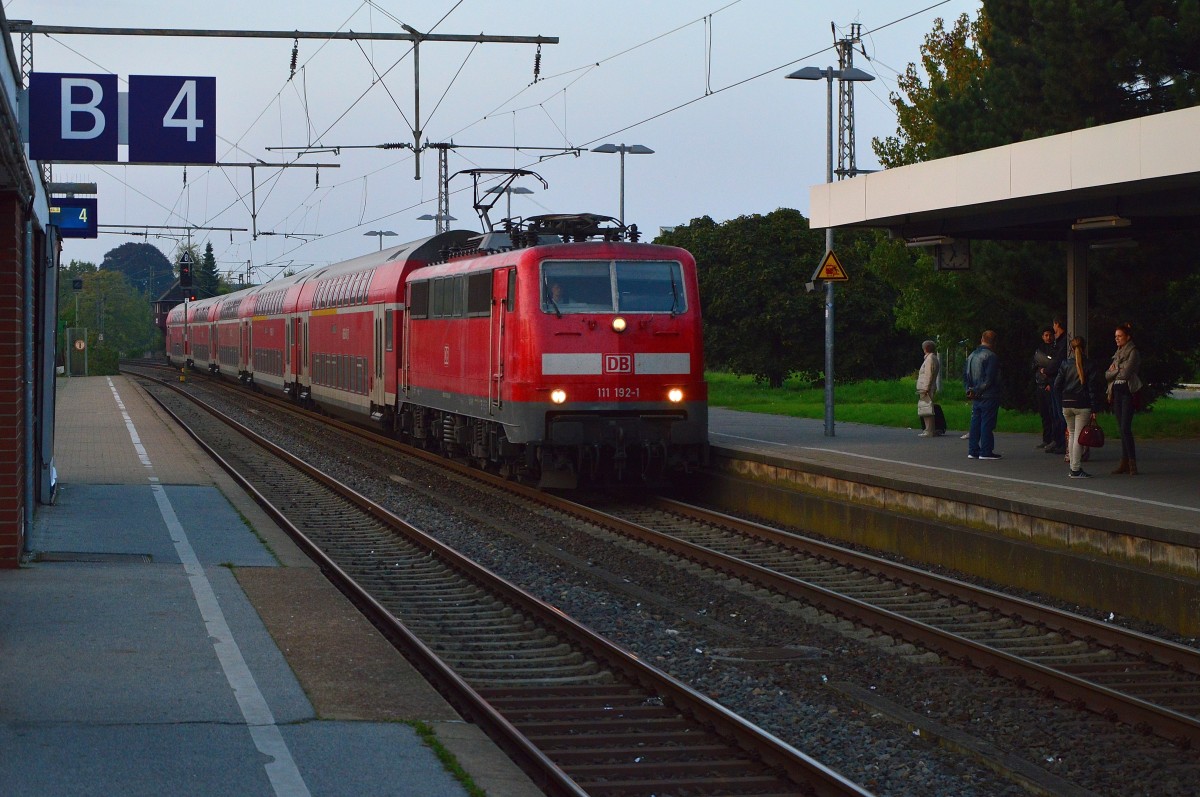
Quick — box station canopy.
[809,105,1200,245]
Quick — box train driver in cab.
[544,280,570,312]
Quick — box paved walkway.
[2,376,540,797]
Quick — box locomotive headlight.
[550,388,567,404]
[611,317,627,333]
[668,388,684,403]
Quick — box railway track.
[122,362,1200,792]
[574,496,1200,751]
[125,367,873,797]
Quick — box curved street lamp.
[417,213,457,233]
[485,184,534,219]
[591,143,654,225]
[363,230,397,250]
[786,65,874,438]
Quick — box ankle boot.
[1127,459,1138,476]
[1112,457,1130,474]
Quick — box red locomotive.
[166,214,708,487]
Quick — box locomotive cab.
[531,255,707,487]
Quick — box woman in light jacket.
[1105,322,1142,475]
[916,340,941,437]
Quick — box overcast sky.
[16,0,981,283]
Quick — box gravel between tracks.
[180,380,1197,797]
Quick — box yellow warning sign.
[815,250,849,282]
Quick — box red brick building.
[1,11,56,567]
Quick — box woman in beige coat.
[916,340,941,437]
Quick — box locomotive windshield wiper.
[669,272,680,317]
[544,279,562,318]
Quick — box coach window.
[410,282,429,319]
[466,272,491,317]
[432,278,449,318]
[385,310,394,351]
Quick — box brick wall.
[0,191,25,566]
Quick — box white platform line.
[107,378,311,797]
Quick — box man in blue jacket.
[963,329,1002,460]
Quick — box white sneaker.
[917,431,933,438]
[960,433,969,439]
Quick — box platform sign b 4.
[27,72,216,164]
[128,75,216,164]
[28,73,119,162]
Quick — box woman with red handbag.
[1054,336,1106,479]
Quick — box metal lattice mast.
[436,145,451,233]
[836,23,863,180]
[19,30,53,185]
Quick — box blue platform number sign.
[50,197,98,239]
[28,72,119,162]
[128,75,216,164]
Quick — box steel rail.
[127,368,875,797]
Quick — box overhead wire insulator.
[290,37,299,80]
[532,43,542,84]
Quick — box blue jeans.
[1049,387,1066,448]
[968,397,1000,456]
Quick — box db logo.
[603,354,633,374]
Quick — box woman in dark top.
[1105,323,1143,475]
[1054,336,1106,479]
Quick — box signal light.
[179,252,194,287]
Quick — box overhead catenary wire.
[219,0,964,277]
[38,0,962,281]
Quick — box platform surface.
[3,375,541,797]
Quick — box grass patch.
[706,372,1200,439]
[407,720,486,797]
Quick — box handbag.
[1078,419,1105,448]
[917,398,934,417]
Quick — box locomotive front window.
[615,260,686,314]
[541,260,685,314]
[542,262,614,313]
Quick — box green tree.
[197,242,221,299]
[101,242,174,298]
[980,1,1200,144]
[871,3,1200,408]
[873,13,991,168]
[58,261,161,373]
[657,210,917,387]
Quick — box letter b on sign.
[29,72,119,162]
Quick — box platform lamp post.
[485,184,534,220]
[417,213,456,234]
[786,64,874,437]
[364,230,397,250]
[590,143,654,226]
